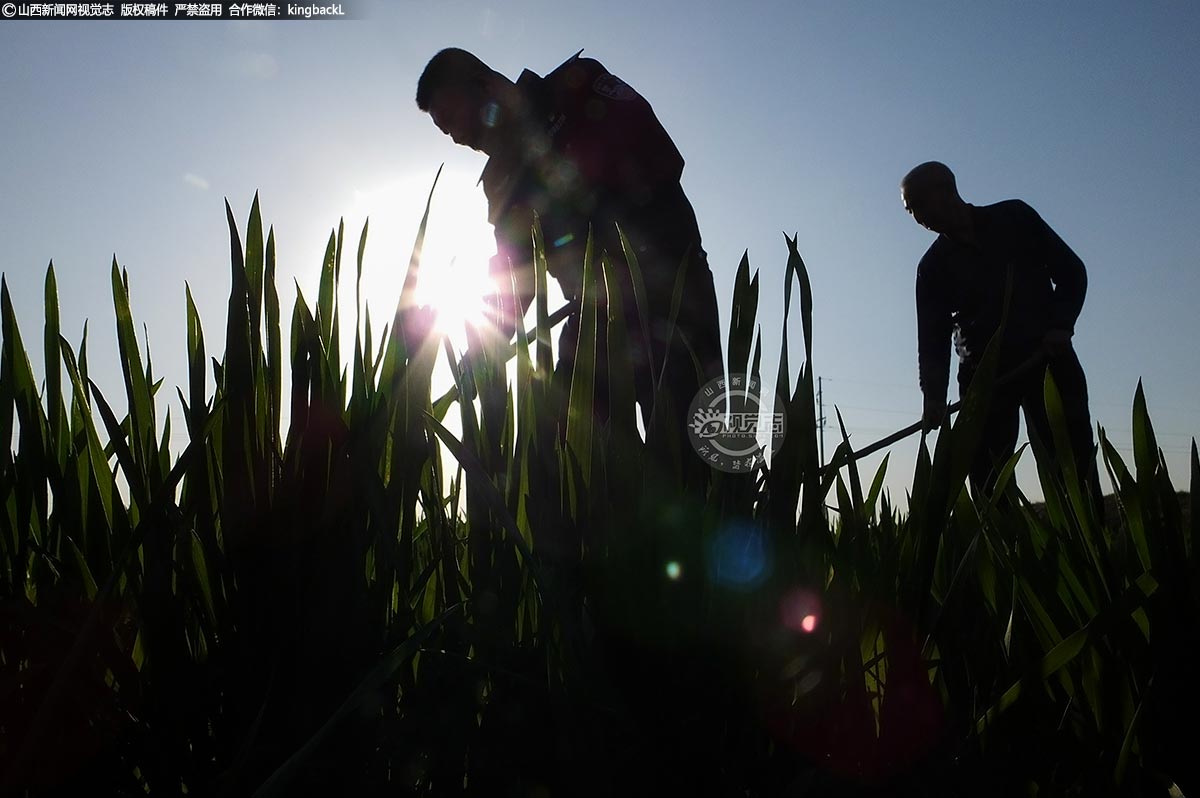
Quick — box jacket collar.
[477,50,585,188]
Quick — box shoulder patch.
[592,74,637,101]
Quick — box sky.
[1,0,1197,508]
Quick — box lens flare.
[797,669,822,695]
[706,522,770,590]
[482,101,500,128]
[780,588,822,635]
[665,561,682,581]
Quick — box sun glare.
[349,171,499,353]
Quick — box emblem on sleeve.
[592,75,637,101]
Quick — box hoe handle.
[820,352,1048,477]
[434,300,579,404]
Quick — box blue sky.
[2,0,1197,505]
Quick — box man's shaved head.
[901,161,958,195]
[416,48,515,153]
[416,48,493,111]
[900,161,970,237]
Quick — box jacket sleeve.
[1023,201,1087,333]
[916,253,953,403]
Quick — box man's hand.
[1042,328,1074,358]
[922,394,947,433]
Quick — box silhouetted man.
[901,161,1100,500]
[416,48,722,448]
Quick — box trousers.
[553,244,722,494]
[959,347,1101,505]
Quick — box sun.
[349,170,501,353]
[416,252,498,347]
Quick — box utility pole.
[817,376,826,465]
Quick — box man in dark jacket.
[901,161,1099,500]
[416,48,722,449]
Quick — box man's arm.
[482,202,539,343]
[457,249,531,402]
[1025,201,1087,339]
[916,253,953,431]
[485,250,534,343]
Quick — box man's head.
[416,48,509,153]
[900,161,970,237]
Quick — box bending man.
[901,161,1100,501]
[416,48,722,449]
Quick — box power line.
[820,375,918,391]
[817,376,826,465]
[834,404,920,417]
